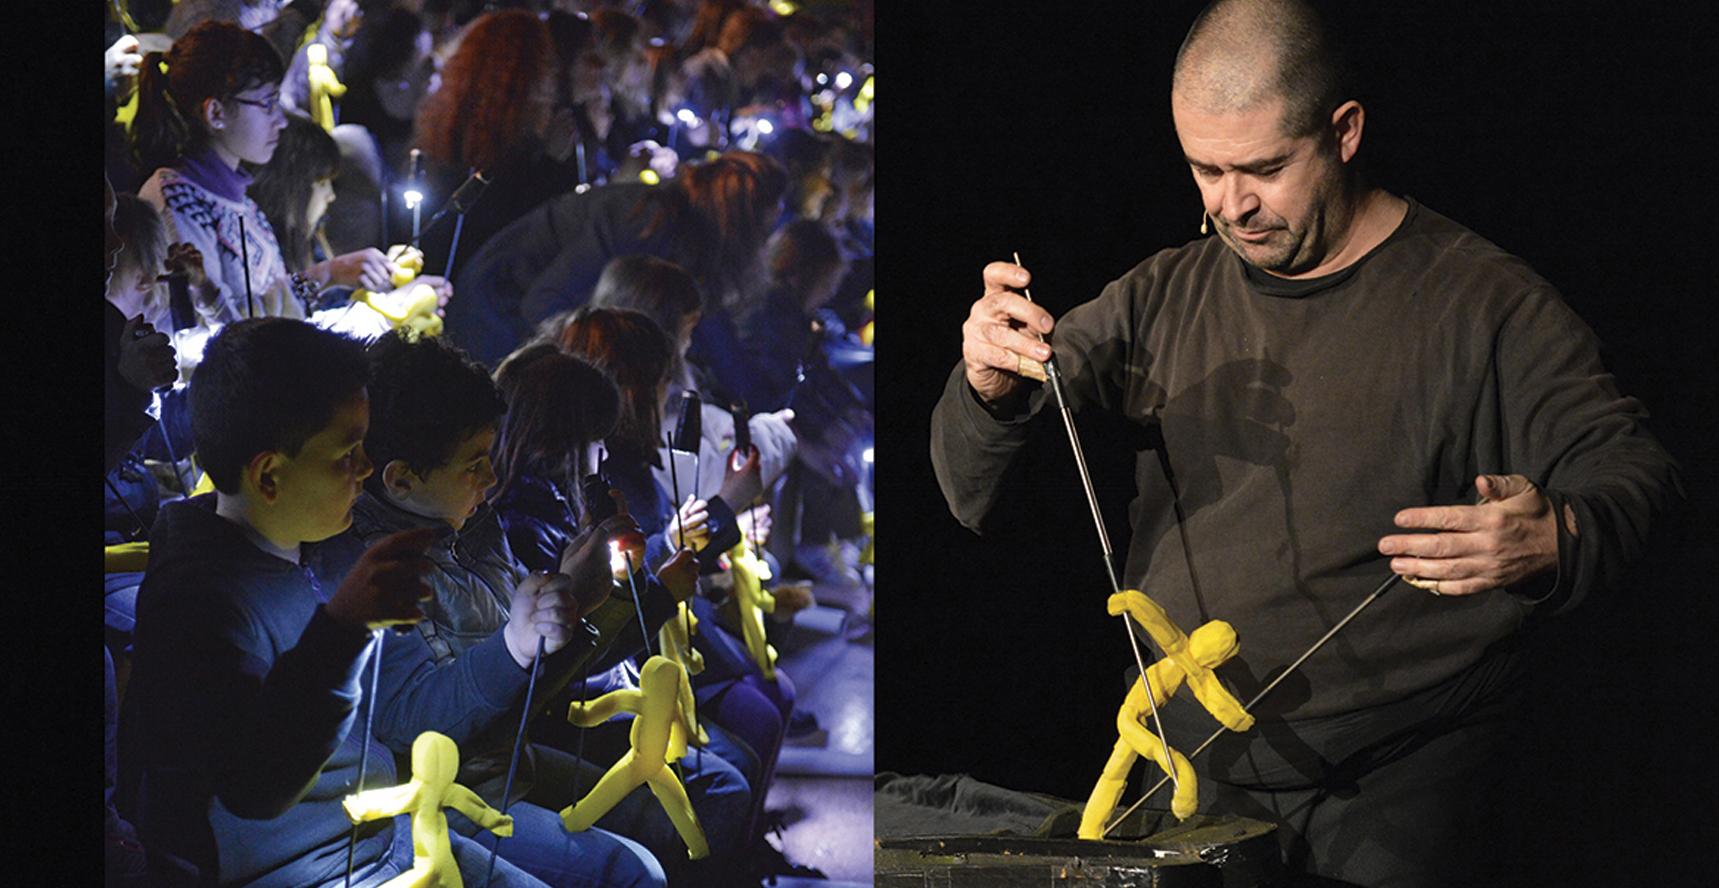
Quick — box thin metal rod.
[1100,572,1403,836]
[239,216,254,319]
[1014,251,1178,800]
[481,634,545,888]
[346,629,384,887]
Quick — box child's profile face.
[395,425,499,531]
[270,390,374,542]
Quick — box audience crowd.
[103,2,873,885]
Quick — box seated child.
[349,331,746,880]
[117,317,548,887]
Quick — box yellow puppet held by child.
[560,656,709,859]
[342,731,514,888]
[657,601,710,746]
[725,539,778,680]
[1077,590,1256,838]
[351,245,443,339]
[305,43,348,133]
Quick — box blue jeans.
[525,732,750,879]
[447,800,665,888]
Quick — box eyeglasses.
[229,94,280,114]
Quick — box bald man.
[931,1,1682,885]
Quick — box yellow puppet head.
[411,731,460,790]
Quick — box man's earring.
[1200,211,1209,235]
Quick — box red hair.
[413,10,554,175]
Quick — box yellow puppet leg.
[645,765,710,859]
[1078,738,1140,840]
[1118,703,1200,821]
[560,751,644,832]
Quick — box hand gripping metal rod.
[1013,252,1179,801]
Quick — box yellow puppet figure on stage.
[1078,590,1256,837]
[560,656,710,859]
[657,602,710,746]
[342,731,514,887]
[725,539,778,680]
[305,43,347,133]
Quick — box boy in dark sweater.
[118,318,549,887]
[347,331,747,882]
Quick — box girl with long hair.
[556,306,796,854]
[131,21,412,333]
[486,343,757,878]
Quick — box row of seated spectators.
[103,1,872,885]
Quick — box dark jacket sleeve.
[105,304,156,475]
[139,563,376,820]
[929,273,1141,532]
[1495,286,1685,612]
[372,623,536,751]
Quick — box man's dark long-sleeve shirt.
[932,200,1682,735]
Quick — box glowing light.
[816,73,828,85]
[757,119,774,135]
[403,188,424,209]
[574,183,592,194]
[639,169,661,185]
[676,108,698,125]
[862,447,874,464]
[835,71,853,90]
[769,0,800,15]
[609,540,627,577]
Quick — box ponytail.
[130,51,196,173]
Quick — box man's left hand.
[1377,474,1556,597]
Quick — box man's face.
[391,425,499,531]
[269,389,374,542]
[1172,94,1346,275]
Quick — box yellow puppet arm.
[1185,670,1254,732]
[1107,590,1190,661]
[644,766,710,859]
[567,687,644,727]
[443,783,513,837]
[343,781,422,823]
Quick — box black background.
[873,1,1718,884]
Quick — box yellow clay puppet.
[342,731,514,888]
[352,245,443,339]
[1077,591,1255,837]
[560,656,709,859]
[725,539,778,680]
[305,43,348,133]
[656,602,710,745]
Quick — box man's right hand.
[326,527,437,631]
[963,261,1057,403]
[117,315,178,393]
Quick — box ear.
[248,451,284,503]
[202,96,227,131]
[381,459,418,501]
[1330,100,1365,165]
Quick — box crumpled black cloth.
[874,772,1103,839]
